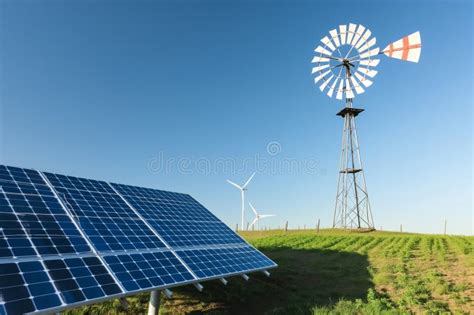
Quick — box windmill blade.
[314,45,333,57]
[359,47,380,60]
[357,67,378,78]
[248,202,258,216]
[327,77,339,98]
[311,56,330,63]
[339,25,347,45]
[248,217,258,230]
[345,79,355,99]
[351,24,366,46]
[314,70,331,84]
[354,72,373,87]
[242,172,256,188]
[336,79,344,100]
[346,23,357,45]
[260,214,276,219]
[357,37,377,54]
[226,180,242,190]
[311,64,330,74]
[319,74,334,91]
[329,29,340,47]
[350,76,365,94]
[320,36,336,51]
[355,29,372,50]
[359,59,380,67]
[383,31,421,63]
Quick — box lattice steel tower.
[311,23,421,230]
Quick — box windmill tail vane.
[311,24,422,230]
[382,31,421,63]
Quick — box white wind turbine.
[248,202,276,231]
[227,172,256,231]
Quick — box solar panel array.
[0,165,276,314]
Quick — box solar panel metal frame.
[0,165,277,315]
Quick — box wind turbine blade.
[314,45,332,57]
[329,29,340,47]
[327,77,339,98]
[345,78,355,99]
[336,79,344,100]
[260,214,276,218]
[320,36,335,51]
[249,218,258,230]
[359,47,380,60]
[242,172,256,189]
[383,31,421,63]
[319,74,334,92]
[350,76,365,94]
[339,25,347,45]
[248,202,258,216]
[351,24,365,46]
[355,29,372,50]
[359,59,380,67]
[357,67,378,78]
[311,56,330,63]
[357,37,377,54]
[346,23,357,45]
[314,70,331,84]
[226,180,242,190]
[354,72,373,87]
[311,64,330,74]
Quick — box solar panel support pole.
[164,289,173,298]
[262,270,270,277]
[241,274,250,281]
[148,290,161,315]
[220,278,228,285]
[193,283,204,291]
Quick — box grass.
[65,229,473,314]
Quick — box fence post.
[444,220,447,235]
[317,219,320,234]
[285,221,288,232]
[400,224,403,233]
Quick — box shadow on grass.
[164,247,373,314]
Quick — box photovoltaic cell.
[0,261,62,314]
[176,245,277,279]
[103,251,194,292]
[44,257,122,304]
[44,173,167,252]
[111,183,246,247]
[0,166,92,258]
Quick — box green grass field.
[66,229,473,314]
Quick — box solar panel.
[0,166,91,258]
[0,164,277,314]
[111,183,246,247]
[176,245,277,279]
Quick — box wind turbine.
[227,172,255,231]
[248,202,276,231]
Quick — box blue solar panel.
[111,183,246,247]
[103,251,194,292]
[0,260,62,314]
[44,172,168,252]
[176,245,277,279]
[0,165,277,314]
[44,256,122,303]
[0,166,92,258]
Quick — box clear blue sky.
[0,0,472,235]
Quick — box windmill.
[248,202,276,230]
[227,172,256,231]
[311,24,421,230]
